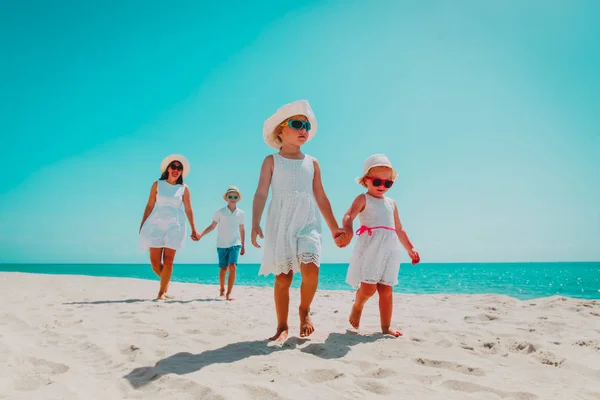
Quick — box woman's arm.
[182,186,198,238]
[139,182,158,232]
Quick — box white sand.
[1,272,599,400]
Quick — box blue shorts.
[217,245,241,268]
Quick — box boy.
[198,186,245,300]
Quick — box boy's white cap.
[160,154,190,178]
[357,154,396,187]
[263,100,318,149]
[223,186,242,201]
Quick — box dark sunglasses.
[169,163,183,171]
[227,195,239,200]
[365,177,394,188]
[281,119,311,131]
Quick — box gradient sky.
[1,0,598,264]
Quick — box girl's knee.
[275,273,293,288]
[377,284,393,296]
[359,283,378,297]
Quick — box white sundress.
[259,153,322,276]
[346,194,402,288]
[139,180,187,251]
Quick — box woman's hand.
[251,226,264,248]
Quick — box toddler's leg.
[349,283,377,329]
[299,263,319,337]
[270,271,293,341]
[377,284,401,337]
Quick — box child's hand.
[408,248,420,265]
[191,231,201,241]
[251,226,264,248]
[333,228,352,248]
[240,246,245,256]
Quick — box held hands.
[408,248,420,265]
[190,230,201,241]
[251,226,264,248]
[333,228,352,248]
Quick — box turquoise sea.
[1,262,598,300]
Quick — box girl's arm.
[182,186,199,239]
[335,194,366,247]
[393,202,419,262]
[312,158,341,236]
[139,182,158,232]
[251,155,274,248]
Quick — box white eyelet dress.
[259,154,322,276]
[346,194,402,288]
[139,180,187,251]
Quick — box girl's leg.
[377,283,401,337]
[349,283,377,328]
[150,248,163,277]
[299,263,319,337]
[157,248,176,300]
[270,271,293,341]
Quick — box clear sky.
[1,0,598,264]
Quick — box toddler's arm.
[251,155,274,248]
[337,194,366,247]
[393,202,420,264]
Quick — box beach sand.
[1,272,599,399]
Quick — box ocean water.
[1,262,598,300]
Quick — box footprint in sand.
[305,368,345,383]
[442,380,538,400]
[464,314,499,323]
[414,358,485,376]
[355,378,392,396]
[13,357,69,392]
[361,367,396,379]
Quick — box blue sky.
[1,0,598,264]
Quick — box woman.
[139,154,199,299]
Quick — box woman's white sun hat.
[160,154,190,178]
[263,100,318,149]
[357,154,397,187]
[223,185,242,201]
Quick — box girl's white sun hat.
[263,100,318,149]
[160,154,190,178]
[357,154,397,187]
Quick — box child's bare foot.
[219,290,225,298]
[299,308,315,337]
[226,293,235,301]
[382,328,402,337]
[157,293,168,300]
[268,326,289,342]
[349,303,364,329]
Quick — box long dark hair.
[159,162,184,185]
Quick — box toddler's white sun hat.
[263,100,318,149]
[160,154,190,178]
[357,154,397,187]
[223,186,242,201]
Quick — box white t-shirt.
[213,207,245,248]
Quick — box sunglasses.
[227,195,239,200]
[169,163,183,171]
[365,177,394,188]
[281,119,311,131]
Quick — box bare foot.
[219,290,225,298]
[349,303,364,329]
[382,328,402,337]
[156,294,168,300]
[163,294,175,299]
[299,308,315,337]
[226,293,235,301]
[268,326,289,342]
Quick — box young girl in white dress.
[139,154,199,300]
[252,100,343,342]
[336,154,420,337]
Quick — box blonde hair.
[270,114,308,147]
[358,166,398,188]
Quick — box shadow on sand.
[63,298,220,306]
[124,331,391,388]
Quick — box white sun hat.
[262,100,318,149]
[160,154,190,178]
[223,185,242,201]
[357,154,397,187]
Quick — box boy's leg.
[349,283,377,328]
[225,246,240,300]
[270,271,293,341]
[217,248,226,296]
[377,283,401,337]
[299,263,319,337]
